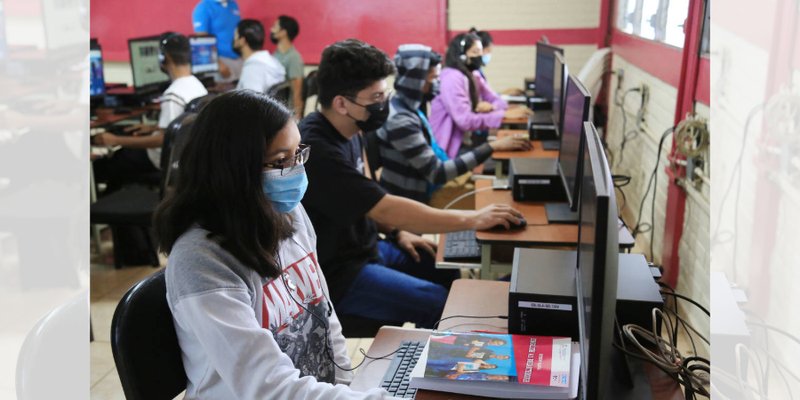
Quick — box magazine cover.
[423,332,571,388]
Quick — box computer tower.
[509,158,565,202]
[509,248,579,340]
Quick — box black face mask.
[466,55,483,71]
[348,98,390,132]
[269,32,279,45]
[423,79,440,102]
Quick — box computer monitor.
[189,35,219,74]
[556,75,592,211]
[534,42,564,101]
[576,121,619,400]
[128,36,170,91]
[551,51,569,136]
[90,40,105,98]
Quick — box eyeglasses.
[345,90,393,108]
[264,144,310,175]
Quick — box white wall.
[449,0,601,96]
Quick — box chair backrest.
[363,130,383,181]
[111,269,187,400]
[302,70,319,116]
[161,94,216,197]
[267,80,292,108]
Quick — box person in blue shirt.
[192,0,242,82]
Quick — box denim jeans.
[335,240,459,328]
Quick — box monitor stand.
[545,202,578,223]
[602,346,655,400]
[541,140,560,151]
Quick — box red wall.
[90,0,447,64]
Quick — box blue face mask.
[263,164,309,213]
[481,54,492,66]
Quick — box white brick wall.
[606,55,710,355]
[449,0,601,30]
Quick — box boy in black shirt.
[300,39,524,328]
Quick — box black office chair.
[364,129,384,182]
[111,269,187,400]
[267,80,292,108]
[90,94,213,268]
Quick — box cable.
[648,126,675,261]
[660,291,710,316]
[443,186,495,210]
[630,126,674,263]
[432,314,508,331]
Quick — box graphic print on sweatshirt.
[261,251,335,383]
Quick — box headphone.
[458,37,468,61]
[158,32,181,67]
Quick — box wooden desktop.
[350,279,683,399]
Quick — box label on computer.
[518,301,573,312]
[519,179,551,185]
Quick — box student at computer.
[430,33,532,158]
[93,33,207,193]
[192,0,242,82]
[155,90,392,399]
[300,39,525,329]
[470,28,524,96]
[376,44,530,203]
[234,19,286,93]
[270,15,306,117]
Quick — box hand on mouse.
[470,204,525,231]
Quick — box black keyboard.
[443,230,481,261]
[380,340,424,398]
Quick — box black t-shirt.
[300,112,387,302]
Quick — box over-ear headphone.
[458,37,467,61]
[158,32,180,66]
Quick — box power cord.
[432,315,508,331]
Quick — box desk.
[351,280,683,399]
[90,105,158,129]
[491,130,558,178]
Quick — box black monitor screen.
[190,35,219,74]
[90,47,105,97]
[576,121,619,400]
[557,75,591,210]
[128,36,170,89]
[552,51,568,135]
[534,42,564,101]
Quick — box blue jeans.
[336,240,459,328]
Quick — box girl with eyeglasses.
[154,90,393,399]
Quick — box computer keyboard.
[443,230,481,261]
[380,340,424,398]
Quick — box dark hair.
[317,39,395,108]
[154,90,295,278]
[237,19,265,50]
[160,32,191,66]
[445,33,481,108]
[469,27,493,48]
[429,51,442,68]
[278,15,300,41]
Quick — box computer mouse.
[492,217,527,231]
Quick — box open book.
[409,332,580,399]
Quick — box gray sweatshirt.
[165,205,393,399]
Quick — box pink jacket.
[430,67,508,158]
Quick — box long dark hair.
[445,32,481,109]
[154,90,295,278]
